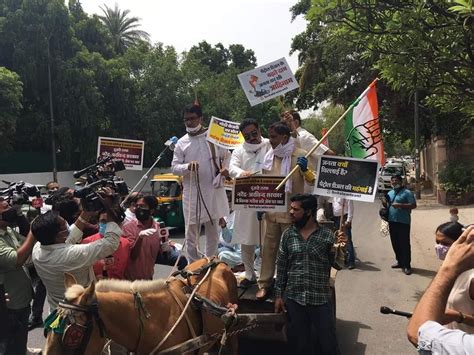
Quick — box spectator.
[81,212,130,280]
[52,193,98,237]
[32,208,121,310]
[275,194,342,355]
[407,226,474,354]
[449,208,459,223]
[332,197,355,269]
[385,174,417,275]
[0,198,36,354]
[434,221,474,333]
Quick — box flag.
[321,128,329,148]
[344,79,385,165]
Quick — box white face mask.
[186,124,202,133]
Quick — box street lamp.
[47,38,58,182]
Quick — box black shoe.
[239,278,257,289]
[28,318,43,331]
[391,263,401,269]
[347,264,355,270]
[403,268,412,275]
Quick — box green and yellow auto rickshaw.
[151,174,185,229]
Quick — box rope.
[150,265,213,354]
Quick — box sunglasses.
[243,130,259,141]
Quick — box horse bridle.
[51,298,107,354]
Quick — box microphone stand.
[120,144,174,208]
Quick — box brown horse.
[43,258,238,355]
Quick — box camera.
[72,156,128,219]
[0,181,41,205]
[73,178,128,212]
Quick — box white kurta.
[229,138,271,245]
[171,131,230,225]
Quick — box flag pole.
[275,78,379,191]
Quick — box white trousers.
[241,244,257,281]
[185,220,219,262]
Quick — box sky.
[79,0,307,73]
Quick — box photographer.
[31,189,121,310]
[52,192,98,237]
[0,197,36,355]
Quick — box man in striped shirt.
[275,193,343,355]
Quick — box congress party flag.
[344,79,385,165]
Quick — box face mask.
[186,124,202,133]
[450,215,459,223]
[435,244,450,260]
[392,183,401,189]
[0,208,18,224]
[98,222,107,236]
[135,207,151,222]
[294,213,311,229]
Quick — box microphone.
[380,306,412,318]
[73,156,113,179]
[164,136,178,151]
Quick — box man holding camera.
[31,190,121,310]
[0,197,37,355]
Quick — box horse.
[43,257,238,355]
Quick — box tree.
[0,67,22,151]
[99,3,150,54]
[290,0,473,148]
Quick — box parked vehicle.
[151,174,185,229]
[378,162,407,192]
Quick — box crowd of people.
[1,101,472,355]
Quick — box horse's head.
[44,273,107,355]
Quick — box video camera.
[0,181,41,206]
[73,155,128,215]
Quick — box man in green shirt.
[0,197,36,355]
[275,193,342,355]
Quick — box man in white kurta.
[281,110,334,192]
[229,118,272,286]
[171,104,230,262]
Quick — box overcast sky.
[79,0,307,73]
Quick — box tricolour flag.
[344,79,385,165]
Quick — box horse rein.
[52,298,106,354]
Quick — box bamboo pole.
[275,78,379,191]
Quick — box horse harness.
[44,297,106,354]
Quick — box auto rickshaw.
[151,174,185,229]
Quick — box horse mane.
[95,279,168,293]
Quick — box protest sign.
[97,136,144,170]
[232,176,287,212]
[314,156,380,202]
[238,57,299,106]
[206,116,244,149]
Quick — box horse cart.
[44,238,340,354]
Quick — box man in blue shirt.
[386,174,417,275]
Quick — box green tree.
[99,3,150,54]
[0,67,23,151]
[290,0,473,148]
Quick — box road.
[27,201,474,354]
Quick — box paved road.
[28,202,474,354]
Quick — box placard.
[314,156,380,202]
[97,136,144,171]
[232,176,287,212]
[238,57,299,106]
[206,116,244,149]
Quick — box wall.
[420,129,474,197]
[0,167,170,194]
